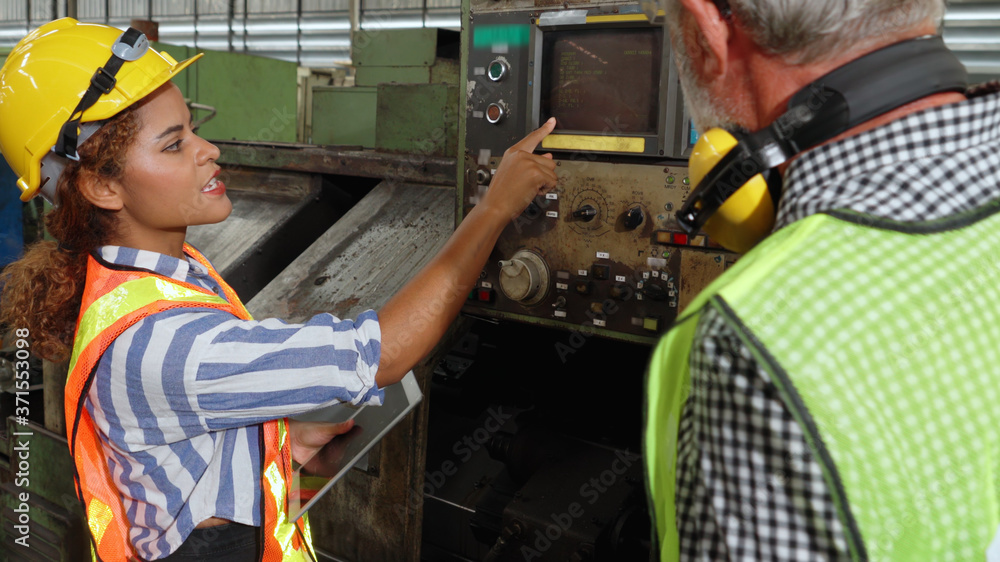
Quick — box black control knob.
[522,201,542,219]
[624,206,645,230]
[572,205,598,222]
[574,279,593,296]
[642,283,667,301]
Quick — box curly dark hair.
[0,106,141,361]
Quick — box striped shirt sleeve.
[95,307,383,443]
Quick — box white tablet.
[288,370,422,521]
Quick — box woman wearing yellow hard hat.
[0,18,559,561]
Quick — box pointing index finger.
[512,117,556,154]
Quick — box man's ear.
[675,0,732,81]
[78,173,125,211]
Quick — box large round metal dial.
[498,250,550,305]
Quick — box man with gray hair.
[644,0,1000,560]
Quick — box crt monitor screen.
[540,27,663,135]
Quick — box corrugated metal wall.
[0,0,998,75]
[0,0,460,66]
[943,1,1000,82]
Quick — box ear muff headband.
[677,35,968,248]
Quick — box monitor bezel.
[527,13,693,159]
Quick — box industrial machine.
[461,1,732,343]
[415,1,735,561]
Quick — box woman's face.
[116,82,232,237]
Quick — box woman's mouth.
[201,176,226,195]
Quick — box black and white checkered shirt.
[676,83,1000,561]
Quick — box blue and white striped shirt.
[84,245,384,561]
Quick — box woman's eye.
[165,140,182,151]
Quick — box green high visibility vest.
[645,202,1000,561]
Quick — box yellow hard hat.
[0,18,202,202]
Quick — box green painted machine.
[309,27,460,156]
[153,42,301,144]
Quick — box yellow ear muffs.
[688,128,776,253]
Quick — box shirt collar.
[97,245,208,283]
[775,88,1000,229]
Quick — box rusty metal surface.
[678,251,727,313]
[247,181,456,561]
[247,181,455,322]
[184,167,375,302]
[216,141,457,188]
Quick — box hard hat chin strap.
[52,26,148,161]
[39,121,106,206]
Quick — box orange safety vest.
[64,244,315,561]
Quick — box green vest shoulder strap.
[643,212,824,560]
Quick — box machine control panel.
[463,158,734,343]
[462,4,734,343]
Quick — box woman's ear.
[77,173,125,211]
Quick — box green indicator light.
[663,251,669,258]
[488,61,506,81]
[683,177,690,185]
[666,176,675,184]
